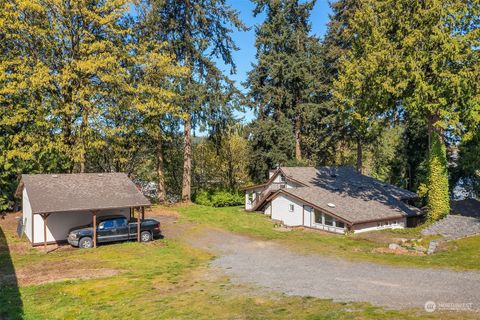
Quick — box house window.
[324,214,334,226]
[289,204,294,212]
[280,175,286,183]
[314,211,323,224]
[336,220,345,229]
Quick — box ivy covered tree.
[426,133,450,221]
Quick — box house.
[244,167,422,234]
[15,173,151,247]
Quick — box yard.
[1,205,479,319]
[176,205,480,271]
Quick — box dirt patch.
[371,247,425,256]
[355,231,415,244]
[1,259,122,286]
[146,206,179,219]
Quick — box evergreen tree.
[247,116,295,182]
[336,0,479,218]
[247,0,321,161]
[141,0,246,202]
[452,126,480,198]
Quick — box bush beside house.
[193,190,243,207]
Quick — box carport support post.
[92,210,97,248]
[137,207,141,242]
[40,213,50,249]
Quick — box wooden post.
[92,210,97,248]
[41,213,50,249]
[141,206,145,221]
[137,207,141,242]
[32,212,35,246]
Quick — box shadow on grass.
[0,226,23,319]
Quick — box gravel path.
[162,220,480,310]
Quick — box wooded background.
[1,0,479,221]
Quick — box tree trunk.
[79,108,88,173]
[156,137,166,204]
[356,137,363,174]
[295,112,302,161]
[181,114,192,202]
[428,115,443,149]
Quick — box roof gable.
[18,173,150,214]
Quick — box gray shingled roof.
[268,166,421,224]
[18,173,150,214]
[280,166,418,200]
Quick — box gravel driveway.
[162,220,480,310]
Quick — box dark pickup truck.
[67,215,161,248]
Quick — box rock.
[427,241,438,255]
[394,238,409,244]
[388,243,401,250]
[413,245,426,252]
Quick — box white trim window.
[289,204,294,212]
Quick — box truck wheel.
[79,237,93,249]
[140,231,152,242]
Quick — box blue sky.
[224,0,333,123]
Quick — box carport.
[15,173,151,248]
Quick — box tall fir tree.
[301,0,358,167]
[247,0,322,162]
[140,0,246,202]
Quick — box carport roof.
[16,173,151,214]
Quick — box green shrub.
[193,191,213,206]
[193,190,243,207]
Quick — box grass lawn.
[0,207,478,319]
[175,205,480,271]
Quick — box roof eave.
[31,203,151,215]
[350,214,407,226]
[275,189,353,225]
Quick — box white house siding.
[272,173,300,188]
[303,206,313,228]
[263,203,272,216]
[31,207,130,244]
[245,187,263,210]
[270,194,304,226]
[22,188,33,242]
[353,218,406,234]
